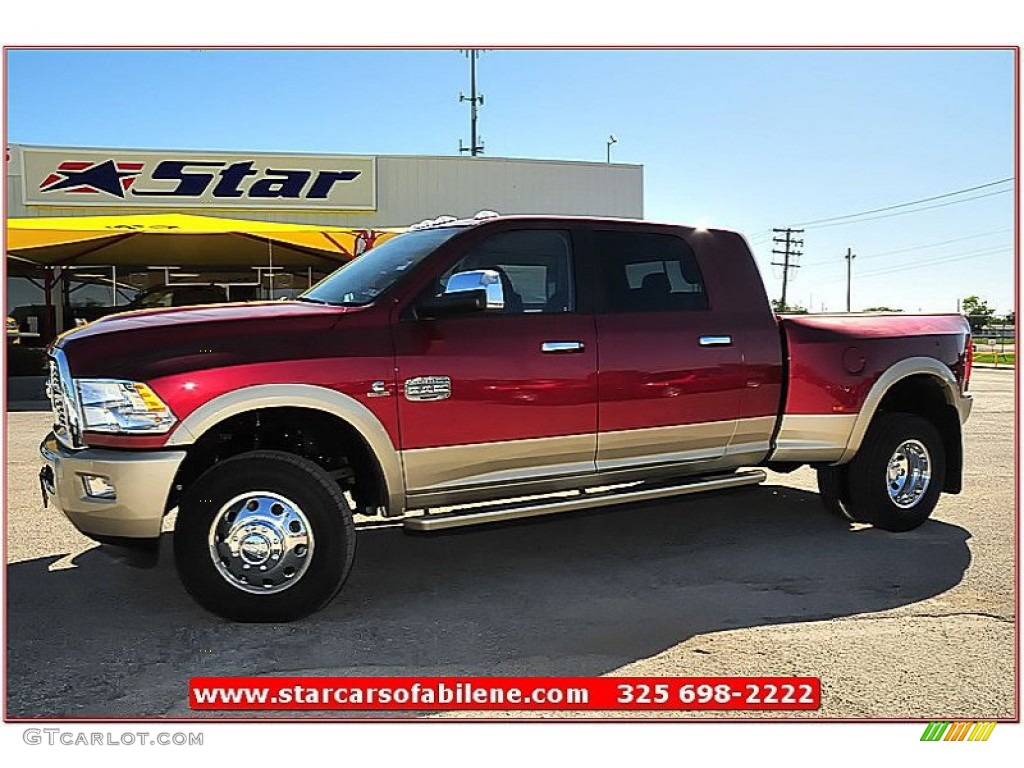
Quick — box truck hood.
[56,300,370,380]
[60,300,352,339]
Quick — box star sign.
[39,160,142,198]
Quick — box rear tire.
[844,413,945,532]
[174,450,356,622]
[816,465,858,522]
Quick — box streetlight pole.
[606,134,617,164]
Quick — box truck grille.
[48,350,80,448]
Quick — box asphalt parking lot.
[4,368,1016,719]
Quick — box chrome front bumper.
[39,432,187,540]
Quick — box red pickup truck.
[40,215,973,621]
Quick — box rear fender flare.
[837,356,962,465]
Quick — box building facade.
[7,144,644,225]
[5,144,644,344]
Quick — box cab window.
[595,231,708,312]
[437,229,575,314]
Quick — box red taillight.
[963,336,973,391]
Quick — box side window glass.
[596,231,708,313]
[435,229,574,314]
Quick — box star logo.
[39,160,145,198]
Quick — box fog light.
[81,474,116,500]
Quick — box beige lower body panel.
[770,414,857,463]
[402,416,776,509]
[597,415,776,469]
[402,433,596,495]
[596,419,734,469]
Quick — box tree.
[961,296,995,334]
[862,306,903,313]
[772,299,808,314]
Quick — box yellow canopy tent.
[5,212,404,341]
[6,212,401,268]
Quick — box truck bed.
[771,313,971,464]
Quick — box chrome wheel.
[885,439,931,509]
[208,491,314,594]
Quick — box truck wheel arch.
[838,357,965,493]
[166,384,406,515]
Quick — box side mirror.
[417,289,486,319]
[445,269,505,310]
[416,269,505,319]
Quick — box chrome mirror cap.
[444,269,505,310]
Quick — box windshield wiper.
[296,295,369,307]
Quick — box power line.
[802,188,1012,230]
[847,244,1009,279]
[813,244,1011,284]
[853,227,1014,262]
[799,227,1013,267]
[855,245,1011,279]
[791,177,1013,227]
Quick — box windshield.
[301,227,466,306]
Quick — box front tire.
[174,450,356,622]
[844,413,945,532]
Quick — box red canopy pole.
[42,267,54,342]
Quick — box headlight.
[76,379,177,434]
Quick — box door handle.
[541,341,585,353]
[699,335,733,347]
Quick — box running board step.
[402,470,767,532]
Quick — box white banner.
[20,146,377,211]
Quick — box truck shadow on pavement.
[7,484,972,717]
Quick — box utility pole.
[459,50,485,156]
[845,247,856,312]
[771,228,803,312]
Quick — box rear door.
[592,228,748,471]
[392,227,598,497]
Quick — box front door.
[392,228,598,497]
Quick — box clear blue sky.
[6,48,1016,314]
